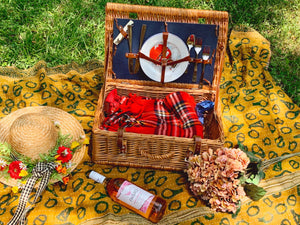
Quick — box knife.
[133,24,147,74]
[127,24,134,73]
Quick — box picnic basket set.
[91,3,229,171]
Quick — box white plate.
[140,33,189,82]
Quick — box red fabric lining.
[101,89,203,138]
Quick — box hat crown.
[9,113,58,160]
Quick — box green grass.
[0,0,299,105]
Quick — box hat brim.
[0,106,86,187]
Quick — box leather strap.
[160,32,169,83]
[193,136,202,155]
[185,135,202,160]
[139,52,161,65]
[117,127,127,154]
[167,56,192,66]
[115,20,128,39]
[125,52,139,59]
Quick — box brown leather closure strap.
[117,25,128,39]
[115,18,128,39]
[117,127,127,154]
[185,135,202,160]
[138,53,191,66]
[160,32,169,83]
[188,57,215,64]
[194,136,202,155]
[168,56,192,66]
[139,52,161,65]
[189,57,203,64]
[125,53,139,59]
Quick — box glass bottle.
[89,171,167,223]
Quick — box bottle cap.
[89,171,106,183]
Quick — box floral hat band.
[0,106,87,225]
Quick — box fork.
[186,34,195,51]
[192,37,202,83]
[199,46,210,88]
[184,34,195,74]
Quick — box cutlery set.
[115,19,215,87]
[187,34,212,88]
[192,37,202,83]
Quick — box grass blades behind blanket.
[0,0,299,105]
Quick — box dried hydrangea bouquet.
[186,144,300,215]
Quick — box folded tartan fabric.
[101,89,204,138]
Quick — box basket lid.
[104,3,228,93]
[112,18,219,85]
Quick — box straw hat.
[0,106,86,187]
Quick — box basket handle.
[140,149,174,160]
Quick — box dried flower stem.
[260,152,300,171]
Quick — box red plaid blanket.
[101,89,203,138]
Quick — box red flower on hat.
[8,161,22,179]
[56,164,67,174]
[62,176,70,185]
[0,159,7,171]
[56,146,73,163]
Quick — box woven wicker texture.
[92,3,228,170]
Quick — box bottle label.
[117,181,154,213]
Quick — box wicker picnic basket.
[91,3,228,171]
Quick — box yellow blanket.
[0,29,299,225]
